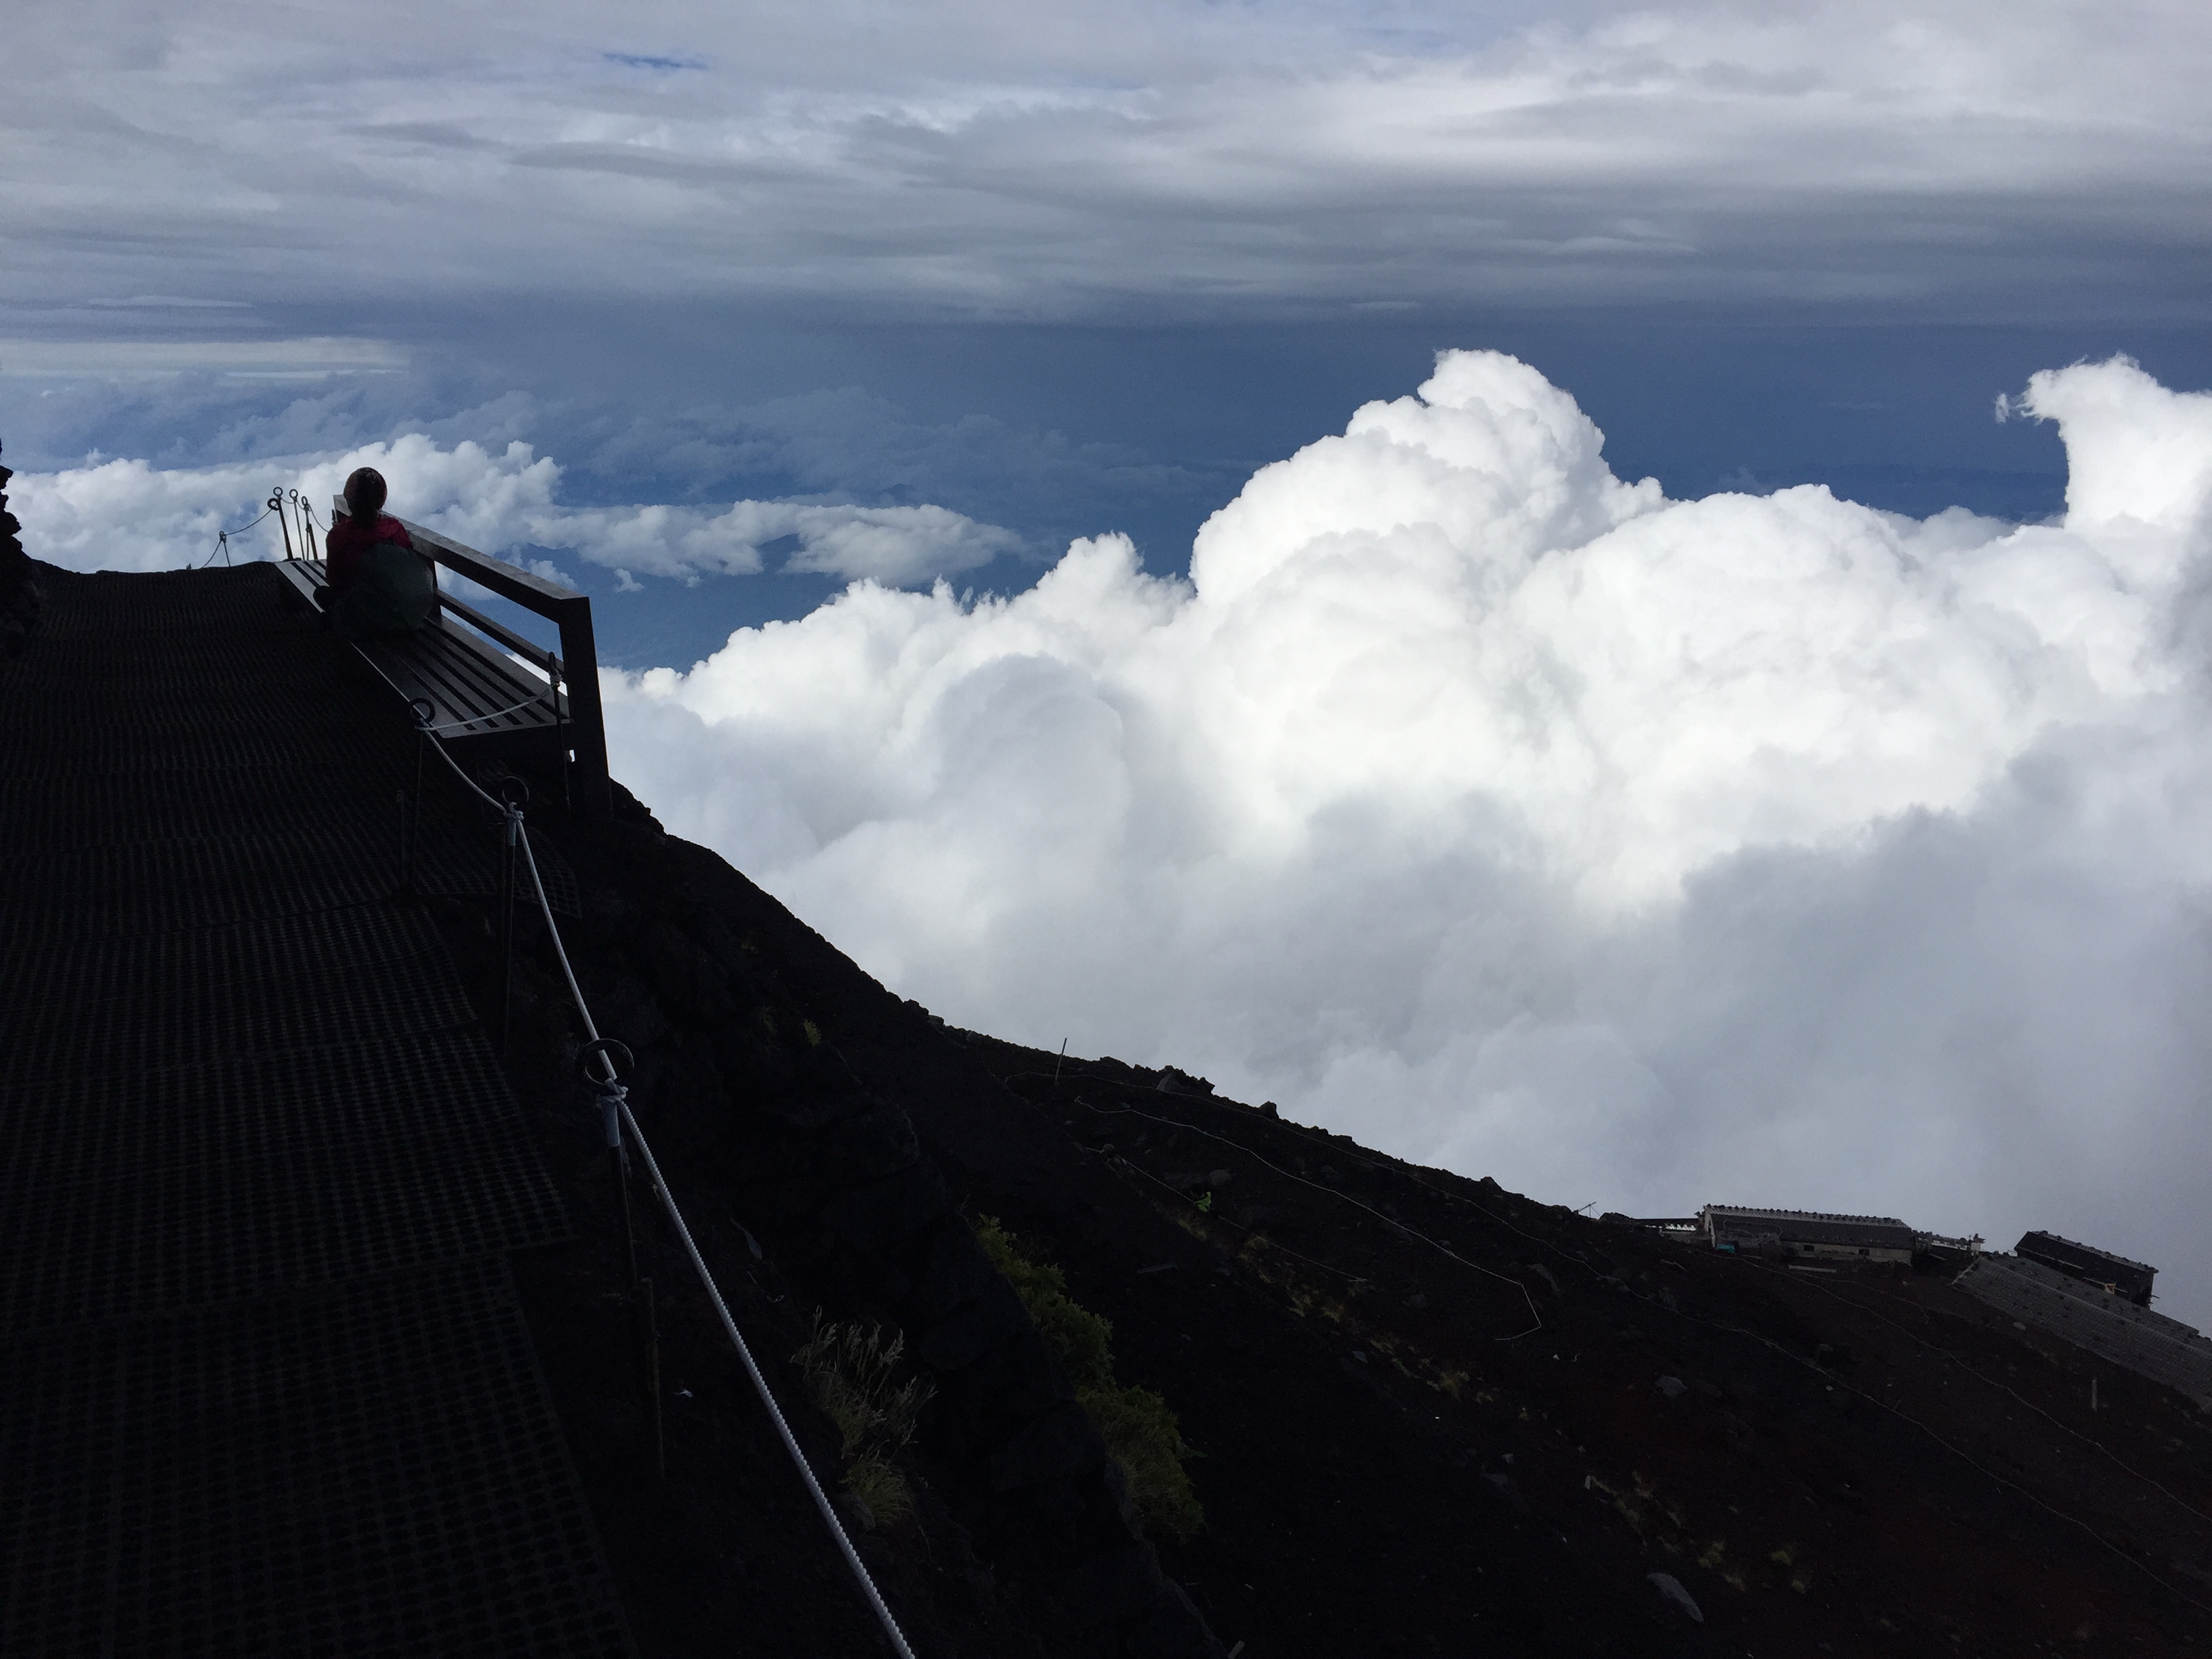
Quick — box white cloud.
[523,498,1017,584]
[8,432,1019,587]
[601,349,2212,1323]
[779,503,1020,584]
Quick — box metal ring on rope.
[579,1040,634,1148]
[580,1041,633,1086]
[579,1038,634,1088]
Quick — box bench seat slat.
[366,633,562,728]
[274,560,569,756]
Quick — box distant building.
[1912,1232,1985,1273]
[2013,1231,2156,1306]
[1700,1204,1917,1266]
[1956,1253,2212,1406]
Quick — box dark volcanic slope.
[434,773,1218,1658]
[958,1054,2212,1658]
[444,760,2212,1658]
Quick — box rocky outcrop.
[0,461,41,661]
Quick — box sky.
[9,1,2212,1315]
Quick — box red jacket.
[324,513,413,592]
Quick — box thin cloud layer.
[601,350,2212,1320]
[9,432,1020,587]
[3,1,2207,334]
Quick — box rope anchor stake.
[582,1040,663,1477]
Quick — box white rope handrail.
[484,771,920,1659]
[411,724,918,1652]
[416,727,916,1652]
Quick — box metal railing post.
[582,1040,663,1477]
[552,594,611,817]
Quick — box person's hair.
[344,466,388,519]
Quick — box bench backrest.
[333,501,611,814]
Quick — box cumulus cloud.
[601,350,2212,1322]
[9,431,1019,587]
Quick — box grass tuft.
[846,1454,915,1526]
[793,1315,933,1526]
[975,1216,1204,1540]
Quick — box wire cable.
[411,729,922,1655]
[201,505,274,568]
[1078,1098,1543,1341]
[1055,1076,2209,1613]
[1746,1261,2212,1530]
[1604,1267,2212,1616]
[374,716,919,1647]
[1030,1063,1598,1280]
[1094,1141,1372,1287]
[1029,1062,2212,1610]
[508,801,919,1659]
[415,715,505,813]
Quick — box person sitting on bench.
[318,466,436,637]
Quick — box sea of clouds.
[597,350,2212,1316]
[20,350,2212,1316]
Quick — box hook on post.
[269,489,295,560]
[579,1038,640,1254]
[579,1038,634,1101]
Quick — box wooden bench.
[275,510,611,813]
